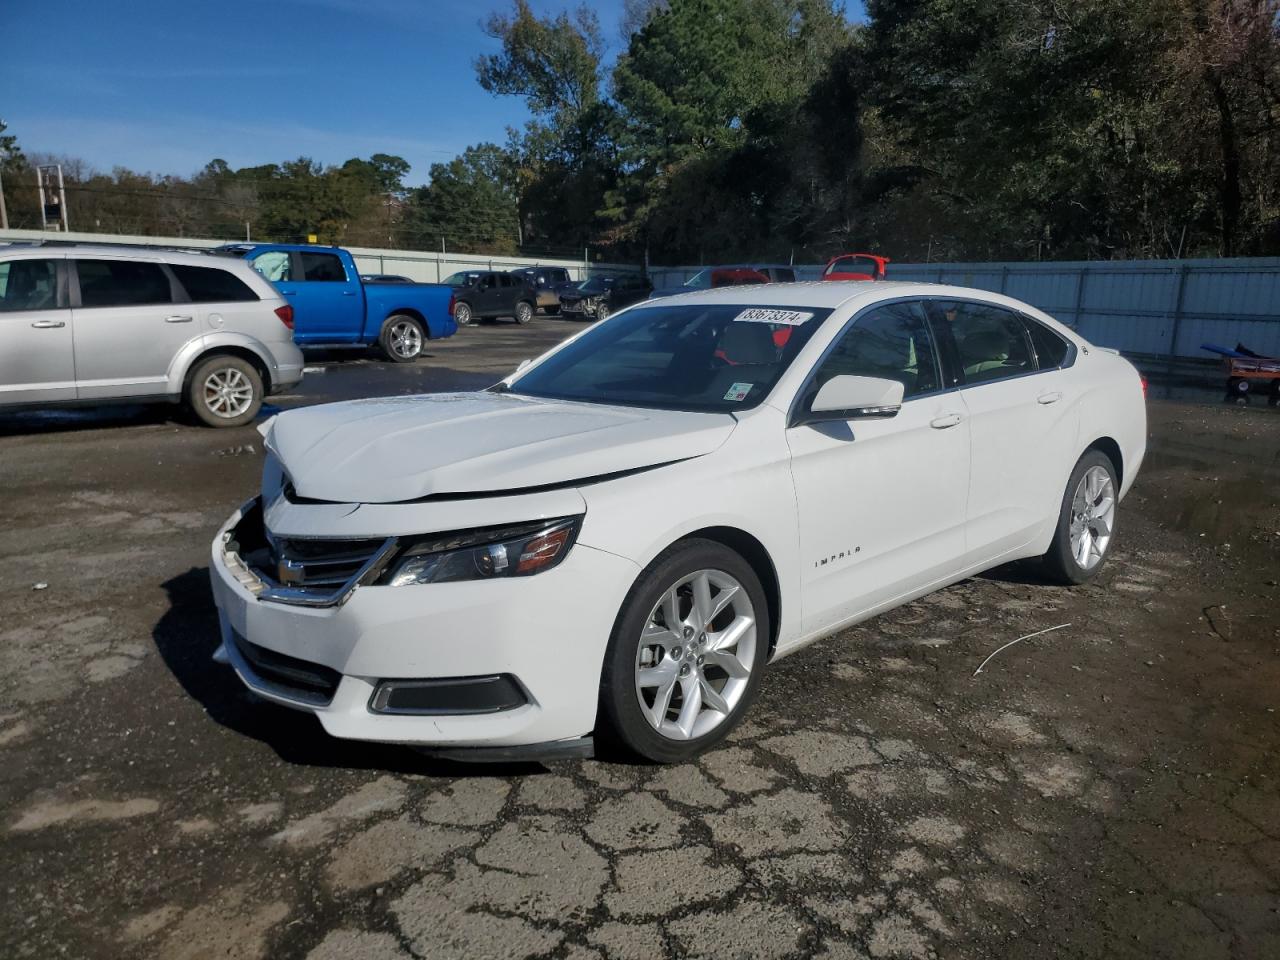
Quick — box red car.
[822,253,890,281]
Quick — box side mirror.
[797,375,904,425]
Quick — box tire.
[1041,449,1119,585]
[454,301,474,326]
[380,314,425,362]
[595,303,611,323]
[187,354,263,428]
[599,539,770,763]
[514,300,534,325]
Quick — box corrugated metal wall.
[649,258,1280,359]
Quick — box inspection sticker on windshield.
[724,382,754,402]
[734,308,814,326]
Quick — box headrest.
[718,322,778,365]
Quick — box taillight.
[448,292,457,317]
[274,304,294,330]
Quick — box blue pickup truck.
[215,244,456,361]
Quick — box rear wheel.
[1041,450,1118,584]
[380,315,424,362]
[514,300,534,324]
[188,355,262,428]
[599,539,769,763]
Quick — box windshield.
[443,271,479,286]
[509,302,832,413]
[576,277,614,294]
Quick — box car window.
[500,274,514,288]
[250,251,291,282]
[827,256,874,277]
[772,268,796,282]
[511,302,833,413]
[935,301,1035,385]
[75,259,173,308]
[0,259,60,312]
[300,252,346,282]
[810,301,941,400]
[170,264,259,303]
[1025,317,1071,368]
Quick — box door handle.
[165,315,194,324]
[30,319,66,329]
[341,290,356,296]
[279,289,296,296]
[930,413,964,429]
[1037,391,1064,405]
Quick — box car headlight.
[380,517,582,586]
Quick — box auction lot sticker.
[734,308,814,326]
[724,382,754,402]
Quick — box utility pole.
[37,164,69,232]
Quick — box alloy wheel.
[202,367,255,420]
[1069,465,1115,570]
[634,569,756,741]
[389,320,422,359]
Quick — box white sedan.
[209,282,1145,763]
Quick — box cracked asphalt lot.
[2,319,1279,959]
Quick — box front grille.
[231,630,341,704]
[226,499,395,607]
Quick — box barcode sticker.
[734,308,814,326]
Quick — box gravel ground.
[2,317,1278,960]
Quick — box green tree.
[405,144,520,253]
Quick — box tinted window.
[935,301,1035,385]
[772,268,796,282]
[810,301,941,400]
[171,264,258,303]
[550,269,569,284]
[251,250,291,282]
[827,256,874,277]
[0,259,59,312]
[511,303,832,413]
[1026,318,1070,368]
[300,252,346,282]
[499,274,514,288]
[76,259,173,308]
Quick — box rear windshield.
[509,302,832,413]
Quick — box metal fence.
[649,258,1280,360]
[0,227,639,285]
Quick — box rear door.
[787,299,970,632]
[928,299,1079,562]
[70,257,197,399]
[0,257,75,404]
[284,250,362,343]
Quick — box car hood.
[262,392,737,504]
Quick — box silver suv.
[0,243,303,427]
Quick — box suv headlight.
[379,517,582,587]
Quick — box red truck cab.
[822,253,890,281]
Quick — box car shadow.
[977,558,1062,587]
[0,402,188,437]
[152,567,544,778]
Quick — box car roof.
[0,242,245,269]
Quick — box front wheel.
[454,301,474,326]
[1041,450,1119,584]
[594,303,611,323]
[599,539,769,763]
[381,315,424,362]
[188,355,263,428]
[514,300,534,324]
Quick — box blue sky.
[2,0,864,187]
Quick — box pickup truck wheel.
[515,301,534,325]
[381,315,424,362]
[188,355,262,428]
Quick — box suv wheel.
[381,315,424,362]
[454,302,474,326]
[515,301,534,324]
[595,303,611,323]
[599,539,769,763]
[188,355,262,428]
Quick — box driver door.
[786,299,970,634]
